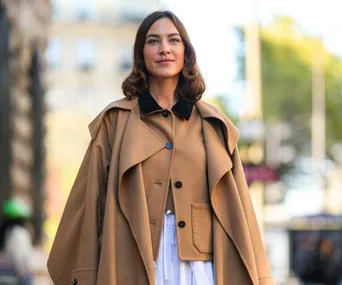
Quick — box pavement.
[30,246,53,285]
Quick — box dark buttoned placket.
[163,110,176,215]
[140,109,176,258]
[156,110,177,261]
[159,111,191,254]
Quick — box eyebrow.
[145,33,181,39]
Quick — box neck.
[149,76,179,109]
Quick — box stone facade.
[1,0,51,241]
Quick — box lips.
[156,59,174,63]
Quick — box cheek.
[174,48,185,62]
[176,51,185,67]
[143,50,154,71]
[143,48,150,63]
[143,45,156,61]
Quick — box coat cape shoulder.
[88,97,240,155]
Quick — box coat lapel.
[119,105,165,178]
[202,120,233,196]
[118,105,165,285]
[196,100,239,156]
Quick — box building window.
[119,46,133,73]
[76,38,95,72]
[75,0,93,21]
[51,0,59,20]
[45,37,62,69]
[120,57,133,73]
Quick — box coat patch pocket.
[191,203,213,254]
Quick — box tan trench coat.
[47,97,274,285]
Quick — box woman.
[47,11,273,285]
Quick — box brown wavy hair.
[121,11,206,102]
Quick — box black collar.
[138,92,193,121]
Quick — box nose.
[159,41,171,55]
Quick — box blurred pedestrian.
[297,237,341,285]
[47,10,273,285]
[0,198,34,285]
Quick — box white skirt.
[154,212,214,285]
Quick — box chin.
[153,69,181,79]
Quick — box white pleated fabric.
[154,211,214,285]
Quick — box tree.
[235,16,342,166]
[203,95,238,125]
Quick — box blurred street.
[29,246,52,285]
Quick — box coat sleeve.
[231,147,274,285]
[47,111,115,285]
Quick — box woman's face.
[143,18,185,80]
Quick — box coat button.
[165,142,173,150]
[178,221,186,228]
[175,181,182,188]
[162,110,169,118]
[71,279,78,285]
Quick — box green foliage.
[236,16,342,162]
[203,96,238,124]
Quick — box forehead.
[147,18,179,36]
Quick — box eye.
[170,38,181,43]
[147,38,158,44]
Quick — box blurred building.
[44,1,162,177]
[0,0,51,242]
[44,0,163,250]
[46,0,161,115]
